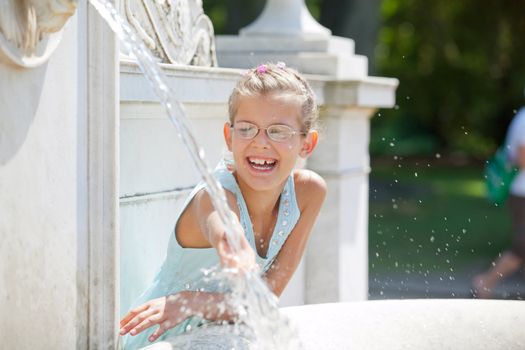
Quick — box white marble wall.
[0,12,87,350]
[0,1,121,348]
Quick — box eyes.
[231,121,306,142]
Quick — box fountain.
[2,1,523,350]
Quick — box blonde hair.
[228,62,319,132]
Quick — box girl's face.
[224,94,318,193]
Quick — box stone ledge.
[282,300,525,350]
[216,35,355,55]
[120,60,398,108]
[135,299,525,350]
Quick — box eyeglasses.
[230,121,306,142]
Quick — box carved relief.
[124,0,217,66]
[0,0,77,68]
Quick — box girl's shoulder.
[293,169,327,210]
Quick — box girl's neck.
[234,174,286,215]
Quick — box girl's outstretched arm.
[264,169,327,296]
[119,291,235,342]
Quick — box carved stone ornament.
[0,0,77,68]
[124,0,217,66]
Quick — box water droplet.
[430,236,435,243]
[435,153,441,159]
[414,172,418,177]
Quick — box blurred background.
[204,0,525,299]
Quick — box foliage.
[374,0,525,158]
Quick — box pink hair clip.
[256,64,268,74]
[276,61,286,69]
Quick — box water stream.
[88,0,301,348]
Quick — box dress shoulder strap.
[262,173,301,270]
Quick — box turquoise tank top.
[123,162,301,349]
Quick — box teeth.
[249,157,276,165]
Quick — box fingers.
[129,313,162,337]
[120,308,158,336]
[148,321,171,342]
[120,303,150,328]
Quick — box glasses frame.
[230,121,307,142]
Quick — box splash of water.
[88,0,301,348]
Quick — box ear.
[299,130,318,158]
[224,122,233,151]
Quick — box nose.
[252,128,271,147]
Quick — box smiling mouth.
[247,157,277,171]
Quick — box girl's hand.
[119,291,195,342]
[213,218,257,272]
[216,229,257,272]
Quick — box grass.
[369,156,512,276]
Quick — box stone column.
[0,1,121,348]
[216,0,398,304]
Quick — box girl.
[119,62,327,348]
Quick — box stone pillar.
[216,0,398,304]
[0,1,120,348]
[87,1,121,348]
[0,2,87,349]
[306,106,373,302]
[305,81,396,303]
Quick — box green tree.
[374,0,525,158]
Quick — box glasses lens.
[267,125,294,142]
[235,122,258,139]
